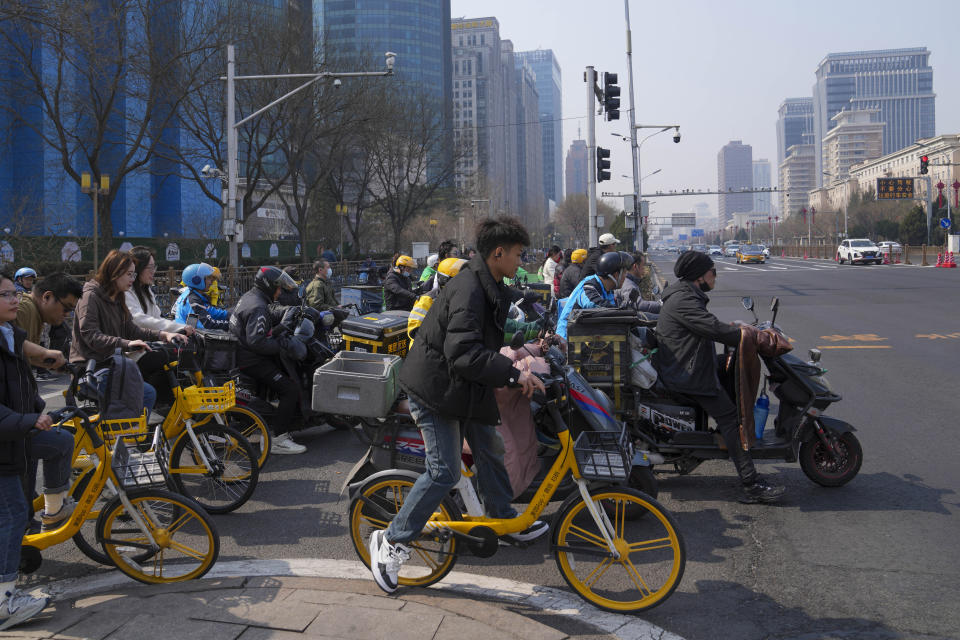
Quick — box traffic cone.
[934,253,943,267]
[803,250,808,260]
[946,252,958,268]
[894,252,901,264]
[781,249,785,258]
[883,252,890,265]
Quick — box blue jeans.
[0,475,27,582]
[27,427,75,502]
[385,397,517,545]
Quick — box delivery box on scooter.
[566,309,639,412]
[312,351,402,418]
[341,312,410,358]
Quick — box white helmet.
[426,254,439,268]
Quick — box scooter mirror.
[770,297,779,313]
[652,285,661,296]
[509,331,526,351]
[741,296,754,311]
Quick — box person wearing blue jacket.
[556,251,633,339]
[172,263,229,331]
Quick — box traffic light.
[603,72,620,121]
[920,155,929,174]
[596,146,611,182]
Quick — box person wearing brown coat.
[70,251,185,413]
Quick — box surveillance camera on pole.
[333,78,342,88]
[385,52,397,73]
[201,164,212,177]
[673,128,681,143]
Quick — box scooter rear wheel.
[799,431,862,487]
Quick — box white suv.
[836,239,882,265]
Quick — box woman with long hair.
[125,246,195,408]
[70,250,186,414]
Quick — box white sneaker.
[270,433,306,455]
[0,588,49,631]
[368,529,410,593]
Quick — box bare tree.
[364,88,459,252]
[0,0,225,257]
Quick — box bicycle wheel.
[348,473,459,588]
[553,486,685,613]
[96,488,219,584]
[193,406,271,470]
[168,424,259,514]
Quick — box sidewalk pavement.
[5,560,683,640]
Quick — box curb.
[43,559,684,640]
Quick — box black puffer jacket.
[383,269,418,311]
[653,280,741,395]
[399,256,523,424]
[230,288,287,369]
[0,324,44,476]
[579,246,603,280]
[557,263,582,299]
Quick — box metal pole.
[624,0,642,252]
[586,66,598,247]
[92,188,99,269]
[923,175,932,245]
[226,45,239,270]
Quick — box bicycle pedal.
[498,537,534,549]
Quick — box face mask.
[699,281,712,292]
[325,268,333,278]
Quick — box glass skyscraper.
[514,49,562,206]
[812,48,935,186]
[315,0,452,108]
[717,140,753,226]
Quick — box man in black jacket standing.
[229,266,307,455]
[579,233,619,280]
[654,251,784,503]
[368,217,548,594]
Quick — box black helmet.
[597,251,634,277]
[254,266,297,295]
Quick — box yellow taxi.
[736,244,766,264]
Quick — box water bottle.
[753,391,770,441]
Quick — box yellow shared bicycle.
[22,407,219,584]
[346,346,685,613]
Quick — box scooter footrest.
[669,431,717,446]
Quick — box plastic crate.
[99,412,150,446]
[341,312,409,358]
[573,430,633,481]
[312,351,402,418]
[181,380,236,414]
[194,328,238,373]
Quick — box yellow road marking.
[815,345,892,350]
[915,333,960,340]
[819,334,887,342]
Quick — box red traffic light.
[921,155,929,162]
[920,155,930,174]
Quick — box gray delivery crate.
[312,351,402,418]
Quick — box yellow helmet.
[571,249,588,264]
[210,266,222,280]
[396,255,416,269]
[436,258,467,286]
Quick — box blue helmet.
[14,267,36,281]
[181,263,215,291]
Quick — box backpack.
[97,351,147,420]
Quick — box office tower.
[821,109,884,183]
[717,140,753,225]
[779,144,816,218]
[753,159,772,214]
[812,48,934,186]
[512,52,545,226]
[777,98,814,215]
[565,139,588,199]
[514,49,562,207]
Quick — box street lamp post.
[81,172,110,269]
[633,125,680,252]
[223,45,396,271]
[823,171,847,239]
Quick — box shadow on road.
[647,579,908,640]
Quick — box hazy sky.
[450,0,959,219]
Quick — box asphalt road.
[28,255,960,640]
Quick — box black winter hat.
[674,251,715,281]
